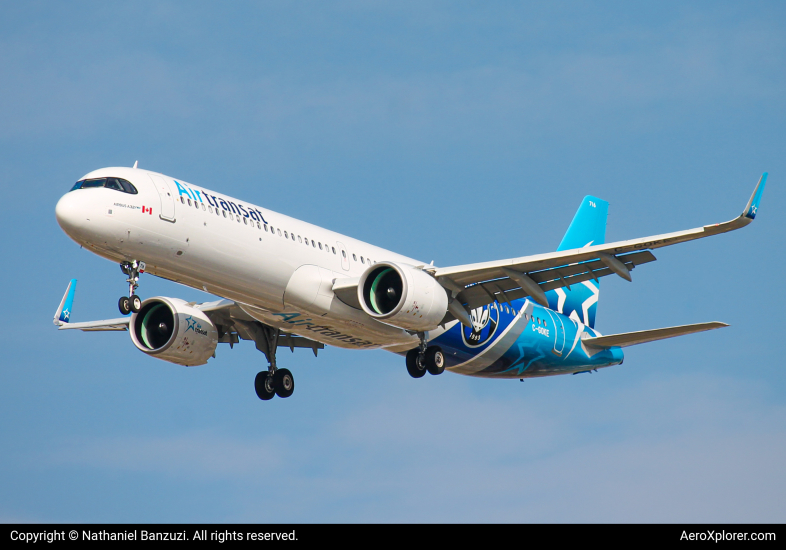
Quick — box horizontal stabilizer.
[582,321,728,349]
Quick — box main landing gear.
[253,326,295,400]
[118,260,145,315]
[254,368,295,400]
[405,333,445,378]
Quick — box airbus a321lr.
[53,166,767,400]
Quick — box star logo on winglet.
[62,309,70,321]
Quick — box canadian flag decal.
[142,206,153,215]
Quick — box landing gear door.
[148,174,176,222]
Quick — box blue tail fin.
[546,196,608,328]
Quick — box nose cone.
[55,192,88,241]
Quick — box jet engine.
[129,297,218,366]
[358,262,449,332]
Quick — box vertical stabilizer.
[547,196,608,328]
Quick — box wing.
[58,318,130,331]
[434,174,767,313]
[54,287,325,355]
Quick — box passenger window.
[352,254,357,261]
[291,233,295,241]
[304,238,308,245]
[256,222,260,229]
[332,247,336,254]
[342,250,347,258]
[361,256,365,264]
[222,210,227,218]
[312,241,316,248]
[278,229,282,236]
[209,206,213,213]
[181,196,186,204]
[243,217,248,225]
[264,225,268,232]
[201,204,205,211]
[319,243,323,250]
[188,198,192,206]
[194,201,199,209]
[284,231,288,238]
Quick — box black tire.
[118,296,131,315]
[425,346,445,375]
[406,348,427,378]
[130,294,142,313]
[254,371,276,401]
[273,368,295,398]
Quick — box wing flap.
[582,321,728,349]
[457,250,656,310]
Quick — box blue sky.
[1,1,784,522]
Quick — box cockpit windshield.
[70,177,138,194]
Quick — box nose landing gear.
[118,260,145,315]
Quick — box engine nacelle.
[129,297,218,366]
[358,262,449,332]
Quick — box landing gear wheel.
[273,368,295,398]
[118,296,131,315]
[254,371,276,401]
[129,294,142,313]
[425,346,445,375]
[406,348,427,378]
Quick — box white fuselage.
[55,167,429,352]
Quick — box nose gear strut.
[118,260,145,315]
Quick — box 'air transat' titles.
[173,180,268,225]
[273,312,376,348]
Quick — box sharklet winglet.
[54,279,77,326]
